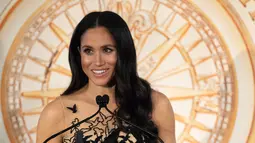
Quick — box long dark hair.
[62,11,158,135]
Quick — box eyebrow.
[80,44,116,49]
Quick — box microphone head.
[96,94,109,107]
[102,94,109,103]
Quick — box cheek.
[81,56,92,70]
[108,55,117,66]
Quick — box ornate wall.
[0,0,255,143]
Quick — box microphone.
[100,94,164,143]
[96,94,109,108]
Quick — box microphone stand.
[43,94,164,143]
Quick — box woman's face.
[80,26,117,87]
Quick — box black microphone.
[100,94,164,143]
[96,94,109,108]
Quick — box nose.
[95,52,105,66]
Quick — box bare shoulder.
[151,90,170,107]
[36,96,65,143]
[38,97,64,123]
[151,90,176,143]
[151,90,174,120]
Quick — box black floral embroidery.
[70,118,80,134]
[64,111,118,143]
[118,131,137,143]
[63,111,154,143]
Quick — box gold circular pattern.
[1,0,242,143]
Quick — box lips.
[91,69,109,77]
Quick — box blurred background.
[0,0,255,142]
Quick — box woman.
[37,11,175,143]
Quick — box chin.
[92,80,110,87]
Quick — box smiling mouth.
[92,69,109,76]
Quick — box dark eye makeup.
[80,45,116,55]
[82,47,93,55]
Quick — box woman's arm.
[152,90,176,143]
[36,98,64,143]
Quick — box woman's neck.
[83,81,116,104]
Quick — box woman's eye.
[83,49,93,55]
[103,48,113,53]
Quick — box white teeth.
[92,70,106,74]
